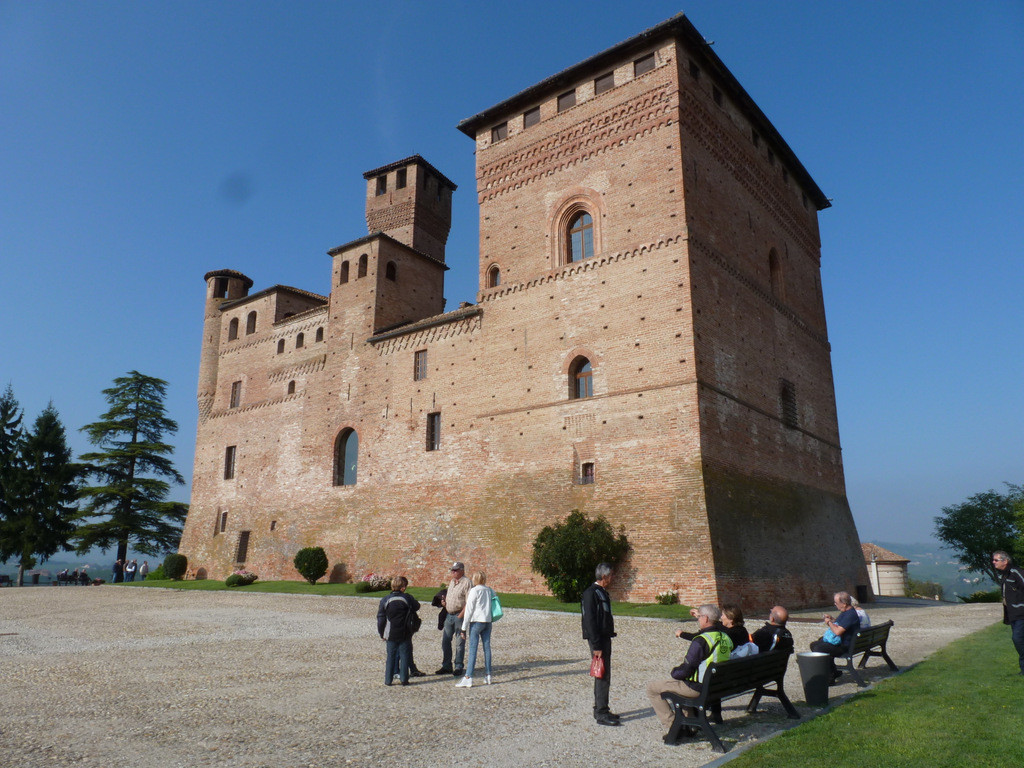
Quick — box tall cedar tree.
[76,372,188,561]
[0,385,24,523]
[0,404,80,585]
[935,483,1024,584]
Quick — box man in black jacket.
[993,551,1024,674]
[377,576,420,686]
[581,563,620,726]
[751,606,794,654]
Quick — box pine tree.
[0,385,27,583]
[0,404,80,585]
[76,371,189,562]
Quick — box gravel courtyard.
[0,587,1001,768]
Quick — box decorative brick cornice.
[268,354,327,384]
[372,314,482,355]
[207,391,305,421]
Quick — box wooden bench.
[0,574,11,587]
[842,620,898,687]
[661,649,799,753]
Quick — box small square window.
[491,122,508,142]
[634,53,655,76]
[396,168,407,189]
[375,176,387,196]
[523,106,540,128]
[594,71,614,95]
[224,446,236,480]
[689,60,700,80]
[414,349,428,381]
[426,412,441,451]
[581,462,595,485]
[557,89,576,112]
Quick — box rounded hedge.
[163,553,188,581]
[294,547,329,585]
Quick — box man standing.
[646,604,733,741]
[437,561,472,676]
[581,563,620,726]
[751,605,794,654]
[810,591,861,683]
[993,551,1024,675]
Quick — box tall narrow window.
[224,446,237,480]
[594,71,614,95]
[426,412,441,451]
[570,357,594,399]
[414,349,428,381]
[486,265,501,288]
[523,106,540,128]
[396,168,407,189]
[235,531,250,564]
[277,339,285,354]
[375,176,386,196]
[213,277,228,298]
[333,429,358,486]
[385,261,397,281]
[358,253,368,278]
[228,318,239,341]
[557,89,576,112]
[634,53,655,76]
[296,333,304,349]
[780,379,798,429]
[769,249,785,301]
[315,327,324,343]
[245,311,257,335]
[229,381,241,408]
[567,212,594,262]
[219,510,228,533]
[340,261,350,284]
[287,380,296,395]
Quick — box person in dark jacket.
[993,551,1024,674]
[751,606,794,654]
[377,576,420,686]
[581,563,620,726]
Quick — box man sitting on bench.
[810,591,861,684]
[646,604,733,743]
[751,606,794,654]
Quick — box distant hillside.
[872,540,996,600]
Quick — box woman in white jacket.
[456,572,494,688]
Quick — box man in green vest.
[646,604,733,741]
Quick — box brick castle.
[179,14,868,607]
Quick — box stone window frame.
[550,192,604,269]
[486,264,501,288]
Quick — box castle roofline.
[326,231,450,270]
[362,155,458,191]
[368,304,482,344]
[219,284,328,311]
[457,13,830,211]
[204,269,254,290]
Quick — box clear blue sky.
[2,1,1021,547]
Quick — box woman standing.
[456,572,495,688]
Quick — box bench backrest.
[849,620,894,654]
[702,649,792,699]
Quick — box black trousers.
[590,639,612,717]
[809,639,846,674]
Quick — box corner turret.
[198,269,253,420]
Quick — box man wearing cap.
[437,561,472,676]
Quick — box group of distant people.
[375,561,497,688]
[56,568,94,586]
[111,559,149,583]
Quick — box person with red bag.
[581,563,620,726]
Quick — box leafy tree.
[531,509,630,602]
[163,553,187,580]
[934,483,1024,584]
[294,546,329,584]
[0,393,79,586]
[75,372,189,562]
[906,578,944,600]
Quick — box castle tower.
[363,155,456,263]
[197,269,252,421]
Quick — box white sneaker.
[485,675,492,685]
[455,676,473,688]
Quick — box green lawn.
[727,621,1024,767]
[122,578,692,619]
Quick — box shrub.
[225,569,257,587]
[907,578,944,600]
[145,564,166,581]
[358,573,393,591]
[163,553,188,581]
[656,590,678,605]
[960,589,1001,603]
[354,580,372,593]
[294,547,329,585]
[531,509,630,602]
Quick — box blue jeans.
[442,613,465,670]
[385,638,411,684]
[465,621,492,678]
[1011,619,1024,673]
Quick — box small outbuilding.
[862,543,910,597]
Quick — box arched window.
[487,264,501,288]
[228,318,239,341]
[333,429,358,486]
[357,254,368,278]
[567,212,594,263]
[339,261,350,284]
[296,333,304,349]
[769,249,785,301]
[245,311,257,335]
[315,327,324,343]
[385,261,397,281]
[287,380,296,395]
[569,356,594,399]
[277,339,285,354]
